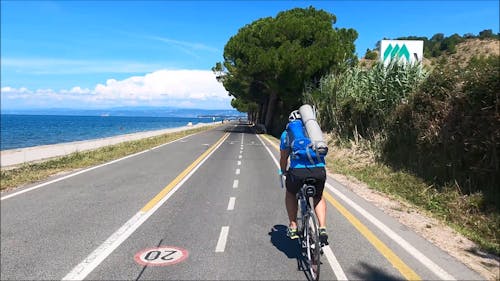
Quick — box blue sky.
[1,1,498,110]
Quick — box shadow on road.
[351,261,402,281]
[268,224,301,259]
[223,124,255,134]
[269,225,321,281]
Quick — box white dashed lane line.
[227,197,236,210]
[215,226,230,252]
[216,128,244,253]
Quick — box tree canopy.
[213,7,358,135]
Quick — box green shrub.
[383,55,500,207]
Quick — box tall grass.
[304,60,427,139]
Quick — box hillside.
[443,38,499,66]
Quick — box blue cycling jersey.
[280,131,325,169]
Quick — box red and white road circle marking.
[134,246,188,266]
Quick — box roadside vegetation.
[213,6,499,256]
[306,54,499,255]
[0,126,215,191]
[326,145,499,256]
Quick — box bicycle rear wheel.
[304,210,321,281]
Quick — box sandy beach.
[1,122,218,168]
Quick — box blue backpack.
[286,120,322,164]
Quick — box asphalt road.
[1,123,484,280]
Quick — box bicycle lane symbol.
[134,246,189,266]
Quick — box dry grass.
[326,141,499,256]
[452,39,499,64]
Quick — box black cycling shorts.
[285,167,326,198]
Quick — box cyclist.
[280,110,329,245]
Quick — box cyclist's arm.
[280,149,290,173]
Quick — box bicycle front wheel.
[304,211,321,281]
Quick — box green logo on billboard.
[383,44,410,62]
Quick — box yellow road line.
[141,132,230,212]
[260,134,280,151]
[260,134,421,280]
[323,192,420,280]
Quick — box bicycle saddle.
[303,177,317,185]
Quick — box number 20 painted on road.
[134,246,189,266]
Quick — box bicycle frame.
[296,182,321,281]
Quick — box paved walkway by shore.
[1,122,217,168]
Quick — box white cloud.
[1,69,232,109]
[67,87,92,94]
[93,69,229,101]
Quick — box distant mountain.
[2,106,246,118]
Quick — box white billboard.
[380,40,424,65]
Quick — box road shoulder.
[328,171,499,281]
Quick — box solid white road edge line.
[325,182,456,281]
[61,133,230,281]
[215,226,230,252]
[1,132,198,201]
[323,246,348,280]
[256,134,348,281]
[227,197,236,211]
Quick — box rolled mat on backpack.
[299,104,328,156]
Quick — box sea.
[0,114,220,151]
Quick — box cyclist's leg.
[285,190,298,229]
[311,167,327,228]
[314,194,329,245]
[310,167,329,245]
[285,169,301,231]
[314,196,327,228]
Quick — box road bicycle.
[296,177,322,281]
[281,172,322,281]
